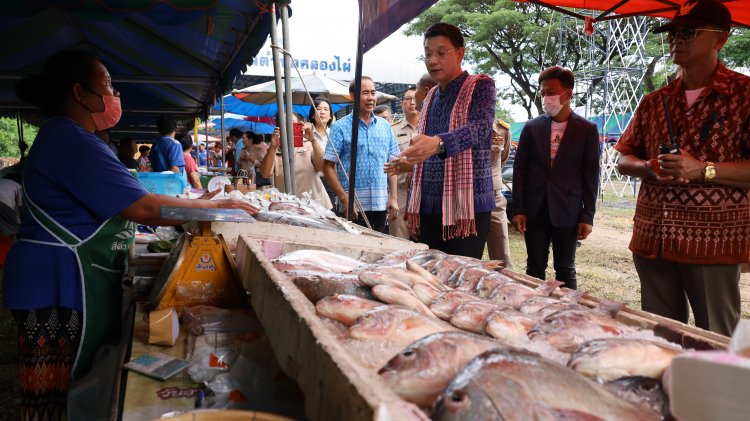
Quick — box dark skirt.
[13,307,82,421]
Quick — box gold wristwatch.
[703,161,716,182]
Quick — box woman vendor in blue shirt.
[2,50,258,420]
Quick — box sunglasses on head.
[666,28,725,43]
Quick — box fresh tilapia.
[378,267,435,289]
[473,273,514,299]
[568,338,683,382]
[484,307,537,344]
[449,301,503,333]
[371,285,434,317]
[412,283,442,306]
[358,271,411,290]
[529,308,635,352]
[534,297,625,320]
[255,211,342,232]
[274,249,365,272]
[273,261,340,273]
[405,260,448,291]
[446,267,493,291]
[432,348,659,421]
[267,201,319,215]
[604,376,671,419]
[432,258,471,283]
[291,274,373,302]
[315,294,384,325]
[378,332,504,408]
[489,280,564,309]
[378,249,445,266]
[429,291,478,320]
[349,306,454,345]
[519,289,587,315]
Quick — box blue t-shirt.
[234,139,244,172]
[149,135,185,174]
[324,113,399,211]
[198,150,208,166]
[2,117,149,311]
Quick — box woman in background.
[117,137,138,170]
[307,97,336,207]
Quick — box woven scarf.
[406,74,483,240]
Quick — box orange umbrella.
[521,0,750,28]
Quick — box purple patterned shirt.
[420,71,496,214]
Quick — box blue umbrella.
[214,94,346,118]
[208,114,276,134]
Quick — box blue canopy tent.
[0,0,282,143]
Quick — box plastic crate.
[136,172,188,196]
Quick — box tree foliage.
[0,117,37,158]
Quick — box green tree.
[0,117,37,158]
[495,102,513,123]
[717,28,750,69]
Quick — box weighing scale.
[148,206,255,311]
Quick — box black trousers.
[524,201,579,289]
[418,212,491,259]
[352,210,387,234]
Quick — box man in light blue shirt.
[324,76,399,233]
[228,128,244,173]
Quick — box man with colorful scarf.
[398,22,496,259]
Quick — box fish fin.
[598,298,626,317]
[536,280,565,296]
[561,289,587,303]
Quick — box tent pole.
[270,4,292,193]
[220,89,226,169]
[282,4,296,194]
[348,4,364,222]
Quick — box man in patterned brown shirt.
[615,0,750,336]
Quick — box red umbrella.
[522,0,750,28]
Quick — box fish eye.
[402,350,415,358]
[450,391,467,403]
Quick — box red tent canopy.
[522,0,750,28]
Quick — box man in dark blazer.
[512,66,600,290]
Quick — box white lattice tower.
[558,14,649,198]
[599,16,649,198]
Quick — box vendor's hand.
[384,157,413,175]
[339,194,358,220]
[270,127,281,149]
[199,189,222,200]
[216,199,260,216]
[512,214,527,234]
[387,198,399,221]
[401,134,441,164]
[577,223,593,240]
[657,149,703,183]
[303,123,313,140]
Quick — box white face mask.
[543,95,564,117]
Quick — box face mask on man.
[542,95,564,118]
[82,87,122,131]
